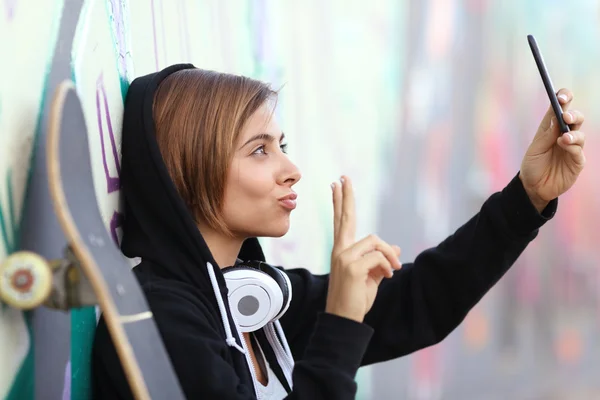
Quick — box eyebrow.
[240,132,285,148]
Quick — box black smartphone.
[527,34,570,134]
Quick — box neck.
[198,223,244,269]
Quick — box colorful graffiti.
[1,1,600,399]
[95,73,123,244]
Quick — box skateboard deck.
[47,81,185,399]
[49,81,186,399]
[0,80,185,399]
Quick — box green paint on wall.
[5,312,35,400]
[70,307,97,400]
[0,170,14,257]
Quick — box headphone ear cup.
[257,264,292,321]
[222,266,283,333]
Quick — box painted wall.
[1,1,600,399]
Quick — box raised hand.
[325,176,402,323]
[520,88,586,212]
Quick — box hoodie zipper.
[238,331,262,399]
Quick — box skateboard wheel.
[0,251,52,309]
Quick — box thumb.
[532,116,560,150]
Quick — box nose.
[279,156,302,186]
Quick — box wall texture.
[1,1,600,399]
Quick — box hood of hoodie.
[120,63,266,296]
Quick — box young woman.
[92,63,586,399]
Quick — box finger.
[351,251,393,279]
[331,181,342,243]
[392,245,402,259]
[339,176,356,245]
[539,89,573,132]
[556,89,576,131]
[534,116,560,149]
[561,144,586,167]
[557,133,587,167]
[344,234,402,269]
[557,88,573,111]
[563,109,584,131]
[559,130,585,149]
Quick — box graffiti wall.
[1,0,599,399]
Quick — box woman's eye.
[252,145,266,155]
[252,143,288,156]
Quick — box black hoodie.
[92,64,557,399]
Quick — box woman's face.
[221,103,302,238]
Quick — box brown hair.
[152,68,277,234]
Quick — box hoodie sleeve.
[281,173,557,365]
[93,288,374,400]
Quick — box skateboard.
[0,81,185,400]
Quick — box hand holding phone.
[527,34,572,134]
[519,34,586,214]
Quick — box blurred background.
[1,0,600,399]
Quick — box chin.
[249,220,290,238]
[257,227,289,238]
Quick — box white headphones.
[222,260,292,333]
